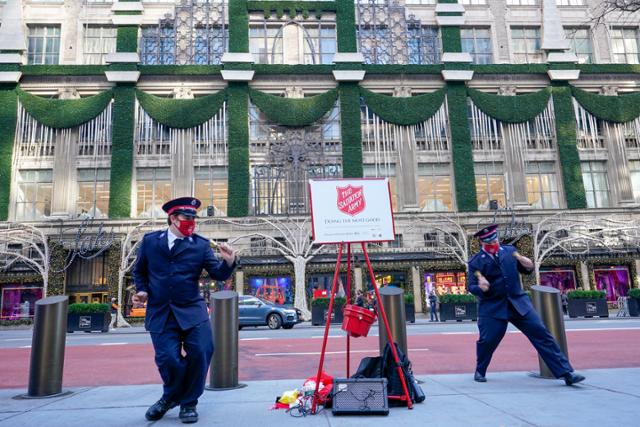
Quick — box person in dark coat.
[467,224,585,386]
[428,290,439,322]
[132,197,237,423]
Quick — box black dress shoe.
[474,371,487,382]
[179,406,198,424]
[145,398,178,421]
[563,372,586,386]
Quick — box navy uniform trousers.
[150,312,214,407]
[476,300,573,378]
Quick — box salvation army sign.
[309,178,395,244]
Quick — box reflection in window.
[511,27,542,64]
[564,27,592,64]
[418,163,453,212]
[363,164,397,210]
[15,170,52,220]
[141,26,175,65]
[526,162,560,209]
[27,25,60,65]
[474,162,506,210]
[250,22,336,64]
[83,26,117,65]
[407,26,440,64]
[611,28,640,64]
[581,161,610,208]
[194,166,228,217]
[461,27,492,64]
[136,168,172,218]
[77,169,110,219]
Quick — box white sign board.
[309,178,395,244]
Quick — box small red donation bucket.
[342,304,377,338]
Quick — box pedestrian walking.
[467,224,585,386]
[428,289,439,322]
[132,197,238,423]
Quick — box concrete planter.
[628,298,640,317]
[67,312,111,333]
[311,304,344,326]
[405,303,415,323]
[567,299,609,318]
[439,302,478,322]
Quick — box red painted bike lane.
[1,329,638,389]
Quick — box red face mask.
[482,242,500,255]
[175,219,196,237]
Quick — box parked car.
[238,295,299,329]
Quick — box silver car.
[238,295,299,329]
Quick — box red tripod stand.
[311,242,413,413]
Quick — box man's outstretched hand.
[475,271,491,292]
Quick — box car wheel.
[267,313,282,330]
[282,324,294,329]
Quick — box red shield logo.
[336,185,366,216]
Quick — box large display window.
[539,268,577,293]
[1,285,43,320]
[248,276,293,305]
[424,271,466,296]
[364,271,407,290]
[594,266,630,302]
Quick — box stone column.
[62,0,82,63]
[579,261,590,290]
[171,87,195,198]
[411,265,422,313]
[635,260,640,289]
[235,270,244,295]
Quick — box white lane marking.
[99,342,128,346]
[4,338,31,342]
[240,337,270,341]
[566,327,640,332]
[19,345,31,349]
[255,348,430,357]
[311,335,343,339]
[442,332,474,335]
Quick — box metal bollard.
[378,286,408,357]
[531,285,569,379]
[207,291,245,390]
[27,295,69,398]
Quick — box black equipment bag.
[332,378,389,416]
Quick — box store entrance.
[69,292,109,304]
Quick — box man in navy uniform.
[467,224,585,386]
[132,197,237,423]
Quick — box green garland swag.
[227,82,250,217]
[135,89,226,129]
[467,87,552,124]
[359,87,446,126]
[571,86,640,123]
[447,82,477,212]
[0,88,17,221]
[17,88,113,129]
[552,84,587,209]
[229,0,249,53]
[339,82,363,178]
[109,85,135,218]
[248,87,338,127]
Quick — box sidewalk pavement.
[1,367,637,427]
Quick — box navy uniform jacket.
[467,245,534,320]
[132,230,236,333]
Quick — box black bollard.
[378,286,408,357]
[27,295,69,398]
[531,285,569,379]
[207,291,246,390]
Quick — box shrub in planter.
[628,288,640,316]
[404,293,415,323]
[439,294,478,322]
[311,297,346,325]
[566,290,608,318]
[67,303,111,333]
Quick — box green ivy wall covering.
[339,82,363,178]
[17,89,113,129]
[0,87,17,221]
[227,82,250,217]
[229,0,249,52]
[571,86,640,123]
[359,87,446,126]
[109,85,135,218]
[248,88,338,126]
[467,87,551,123]
[136,89,226,129]
[336,0,357,52]
[447,83,477,212]
[552,85,587,209]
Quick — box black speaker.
[332,378,389,416]
[207,205,214,217]
[489,199,499,210]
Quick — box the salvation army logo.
[336,185,366,216]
